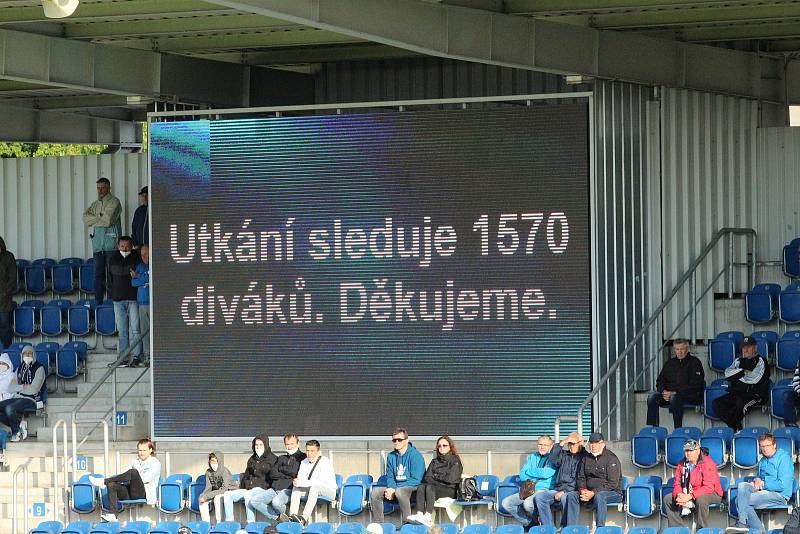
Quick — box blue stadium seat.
[275,524,302,534]
[626,475,662,520]
[149,521,181,534]
[188,474,206,516]
[30,520,64,534]
[338,476,370,519]
[700,426,733,467]
[244,523,272,534]
[771,378,794,420]
[52,264,75,295]
[70,474,100,514]
[627,528,657,534]
[32,258,56,270]
[376,525,395,534]
[495,526,525,534]
[59,257,84,275]
[436,525,458,534]
[96,303,117,348]
[305,524,335,534]
[40,304,64,338]
[34,348,50,373]
[495,478,521,517]
[13,306,37,338]
[187,522,210,534]
[60,521,92,534]
[345,474,374,486]
[660,477,674,518]
[709,331,744,372]
[661,528,690,534]
[56,348,82,381]
[751,330,779,357]
[15,259,30,294]
[746,283,781,323]
[9,341,32,352]
[79,263,95,296]
[20,299,45,311]
[778,331,800,371]
[560,527,589,534]
[454,474,499,520]
[24,265,48,295]
[334,525,364,534]
[461,526,491,534]
[780,283,800,323]
[594,527,623,534]
[784,240,800,278]
[89,522,120,534]
[157,474,192,516]
[369,475,396,517]
[68,305,93,338]
[631,426,667,468]
[728,476,799,518]
[732,426,770,469]
[62,340,88,361]
[665,427,702,468]
[5,349,22,369]
[772,427,800,459]
[704,379,728,421]
[119,522,151,534]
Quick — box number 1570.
[472,212,569,255]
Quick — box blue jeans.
[0,309,12,349]
[737,482,788,533]
[93,251,108,305]
[584,490,623,527]
[248,488,290,520]
[113,300,141,360]
[536,490,580,527]
[501,491,537,524]
[0,398,36,434]
[223,488,254,523]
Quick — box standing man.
[575,433,623,528]
[288,439,338,526]
[370,427,425,523]
[728,433,794,533]
[535,432,587,528]
[131,186,148,248]
[712,336,770,432]
[83,177,121,305]
[131,244,150,365]
[647,339,705,428]
[663,439,722,529]
[501,436,556,526]
[0,236,15,349]
[108,237,141,366]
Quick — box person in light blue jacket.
[501,435,557,525]
[370,427,426,523]
[729,433,795,533]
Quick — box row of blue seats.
[632,425,800,469]
[2,340,88,382]
[9,298,116,342]
[15,258,95,296]
[785,238,800,279]
[708,330,800,372]
[745,283,800,324]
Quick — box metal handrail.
[79,364,149,447]
[51,419,69,522]
[12,460,30,534]
[571,227,756,438]
[70,418,109,483]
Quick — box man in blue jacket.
[370,427,425,523]
[536,432,588,527]
[131,244,150,365]
[729,433,794,533]
[501,436,556,525]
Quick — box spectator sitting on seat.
[131,186,148,248]
[574,432,623,527]
[663,439,722,529]
[199,450,238,524]
[223,434,278,524]
[728,433,794,533]
[0,353,15,401]
[499,435,556,527]
[91,437,162,522]
[108,236,142,367]
[646,338,705,428]
[370,427,425,523]
[535,432,587,528]
[782,358,800,428]
[131,244,150,365]
[82,177,122,305]
[0,236,15,350]
[407,435,463,527]
[287,439,338,526]
[712,336,770,432]
[0,346,45,442]
[248,433,306,521]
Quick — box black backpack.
[457,477,480,501]
[785,507,800,534]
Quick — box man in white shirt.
[287,439,337,526]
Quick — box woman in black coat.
[408,435,463,526]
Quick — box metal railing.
[51,419,69,522]
[11,460,30,534]
[557,227,757,441]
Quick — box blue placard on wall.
[116,411,128,426]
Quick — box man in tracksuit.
[713,336,770,432]
[647,338,705,428]
[535,432,589,527]
[575,433,623,527]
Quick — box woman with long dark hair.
[407,435,463,527]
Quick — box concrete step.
[75,383,149,398]
[44,396,149,410]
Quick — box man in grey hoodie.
[200,451,238,524]
[0,236,15,349]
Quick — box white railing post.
[12,463,29,534]
[52,419,69,521]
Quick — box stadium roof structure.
[1,0,799,144]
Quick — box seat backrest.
[345,474,373,486]
[275,523,302,534]
[41,306,64,336]
[627,528,657,534]
[338,483,367,515]
[436,525,458,534]
[96,304,118,335]
[166,473,192,489]
[63,521,92,534]
[495,526,526,534]
[34,521,64,534]
[503,474,522,485]
[56,349,79,379]
[334,524,364,534]
[560,527,589,534]
[662,528,691,534]
[24,265,48,294]
[210,522,240,534]
[68,305,91,335]
[62,341,88,359]
[461,526,491,534]
[149,521,181,534]
[304,523,334,534]
[120,522,151,534]
[474,474,500,496]
[187,522,210,534]
[594,527,623,534]
[90,523,121,534]
[79,263,95,293]
[244,522,272,534]
[52,264,75,292]
[69,481,96,513]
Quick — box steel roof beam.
[0,0,233,24]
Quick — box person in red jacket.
[663,439,722,528]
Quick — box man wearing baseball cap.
[663,439,722,529]
[575,432,623,527]
[712,336,770,432]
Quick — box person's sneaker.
[726,524,749,533]
[20,422,28,441]
[100,513,117,522]
[406,513,421,523]
[89,475,105,487]
[420,513,434,528]
[129,360,141,368]
[9,432,21,442]
[278,513,291,523]
[289,514,307,526]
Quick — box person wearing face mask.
[248,433,306,521]
[199,451,238,524]
[0,346,46,442]
[0,353,15,401]
[108,236,142,367]
[223,434,278,523]
[574,433,623,528]
[83,177,122,305]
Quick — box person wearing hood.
[575,433,623,527]
[0,346,46,441]
[407,435,463,527]
[83,177,122,305]
[108,236,142,367]
[0,353,16,401]
[223,434,278,523]
[200,451,238,524]
[248,433,306,521]
[370,427,425,523]
[0,236,15,349]
[535,432,588,527]
[663,439,722,529]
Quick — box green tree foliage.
[0,142,106,158]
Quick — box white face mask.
[286,447,299,455]
[255,446,265,457]
[0,364,8,373]
[120,251,131,258]
[209,463,218,471]
[23,356,34,365]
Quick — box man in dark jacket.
[131,186,148,247]
[647,339,705,428]
[249,433,306,521]
[107,236,142,366]
[712,336,770,431]
[575,433,623,527]
[223,434,278,523]
[536,432,588,527]
[0,236,15,349]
